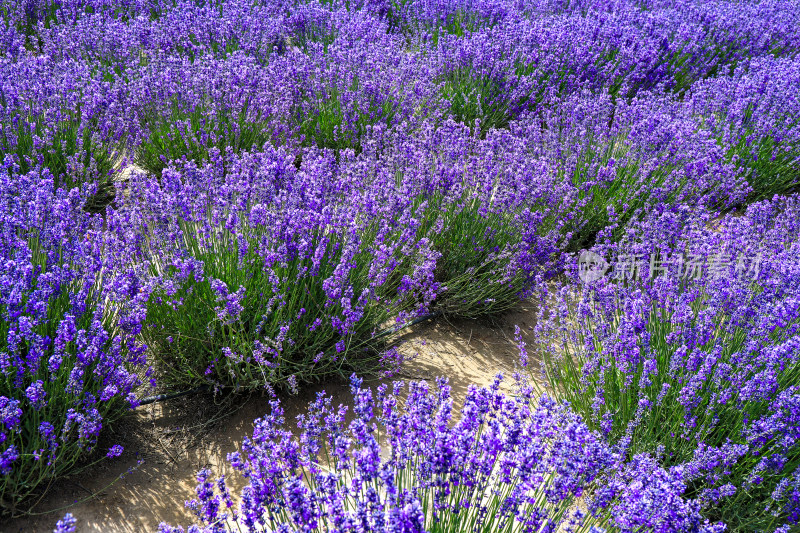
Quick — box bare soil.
[2,302,539,533]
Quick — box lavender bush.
[387,124,562,316]
[686,56,800,201]
[536,197,800,530]
[128,52,293,176]
[291,19,442,153]
[513,90,744,250]
[0,169,145,513]
[112,146,439,390]
[0,56,123,193]
[157,375,731,533]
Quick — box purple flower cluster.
[52,512,77,533]
[160,375,727,532]
[590,453,725,533]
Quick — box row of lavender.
[4,0,800,190]
[0,0,798,530]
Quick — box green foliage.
[411,193,539,318]
[296,91,392,153]
[718,105,800,201]
[441,72,514,135]
[428,9,497,41]
[134,100,274,176]
[0,112,119,191]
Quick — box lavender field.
[1,0,800,531]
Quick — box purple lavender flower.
[0,446,19,476]
[52,513,77,533]
[106,444,124,458]
[24,381,47,410]
[0,397,22,430]
[591,454,725,532]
